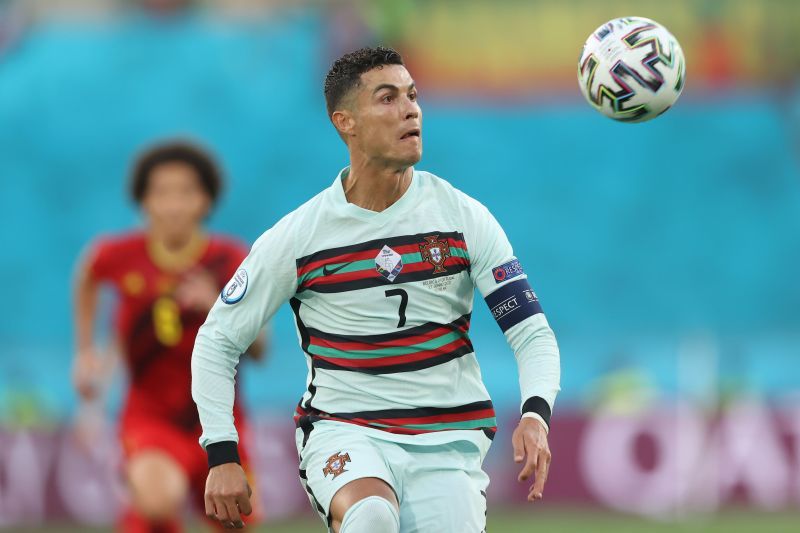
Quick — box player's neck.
[343,160,413,212]
[149,227,203,250]
[146,228,208,272]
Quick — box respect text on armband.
[485,279,542,332]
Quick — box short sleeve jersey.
[88,232,248,429]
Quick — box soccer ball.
[577,17,686,122]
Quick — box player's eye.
[381,94,393,103]
[409,91,417,101]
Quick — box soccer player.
[73,142,264,533]
[193,47,560,532]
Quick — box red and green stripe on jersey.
[294,400,497,438]
[305,313,473,374]
[295,231,469,293]
[291,231,493,438]
[291,310,495,436]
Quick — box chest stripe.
[294,400,497,436]
[296,231,467,272]
[299,314,474,374]
[306,313,470,344]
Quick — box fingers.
[223,499,244,528]
[236,488,253,517]
[175,272,220,311]
[513,424,553,502]
[517,435,538,482]
[210,497,243,529]
[511,429,525,463]
[174,281,198,307]
[529,448,552,501]
[207,494,250,528]
[213,497,230,523]
[205,465,253,527]
[76,382,97,401]
[204,492,217,521]
[73,354,98,400]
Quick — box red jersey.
[87,231,248,432]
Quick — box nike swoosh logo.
[322,262,352,276]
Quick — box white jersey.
[192,168,560,451]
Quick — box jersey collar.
[330,166,420,224]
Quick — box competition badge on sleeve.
[375,245,403,282]
[492,258,524,283]
[220,268,248,304]
[419,235,451,274]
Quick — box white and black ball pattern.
[578,17,686,122]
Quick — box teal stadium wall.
[0,12,798,425]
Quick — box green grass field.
[12,508,800,533]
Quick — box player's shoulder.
[290,185,330,221]
[415,169,490,215]
[90,230,147,254]
[82,231,146,275]
[249,184,330,252]
[207,233,249,256]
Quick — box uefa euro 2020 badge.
[375,245,403,282]
[221,268,248,304]
[323,451,351,479]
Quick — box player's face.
[350,64,422,166]
[141,162,211,240]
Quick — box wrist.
[521,396,551,429]
[521,412,549,434]
[206,441,240,468]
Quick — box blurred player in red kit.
[72,141,264,532]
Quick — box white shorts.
[296,421,491,533]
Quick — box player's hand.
[176,268,219,312]
[72,348,100,401]
[205,462,253,529]
[512,416,551,502]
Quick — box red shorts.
[120,415,258,523]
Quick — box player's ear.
[331,110,356,138]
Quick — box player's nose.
[402,97,420,120]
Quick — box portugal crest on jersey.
[419,235,451,274]
[322,451,351,479]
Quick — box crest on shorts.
[322,451,351,479]
[419,235,451,274]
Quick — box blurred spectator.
[136,0,193,16]
[0,0,27,56]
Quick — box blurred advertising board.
[1,401,798,525]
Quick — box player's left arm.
[463,198,561,502]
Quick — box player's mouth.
[400,128,421,140]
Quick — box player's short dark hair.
[130,141,223,204]
[324,46,405,117]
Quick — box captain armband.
[484,278,543,333]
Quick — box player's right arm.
[191,214,298,527]
[72,242,109,401]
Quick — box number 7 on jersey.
[384,289,408,328]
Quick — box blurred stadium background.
[1,0,799,531]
